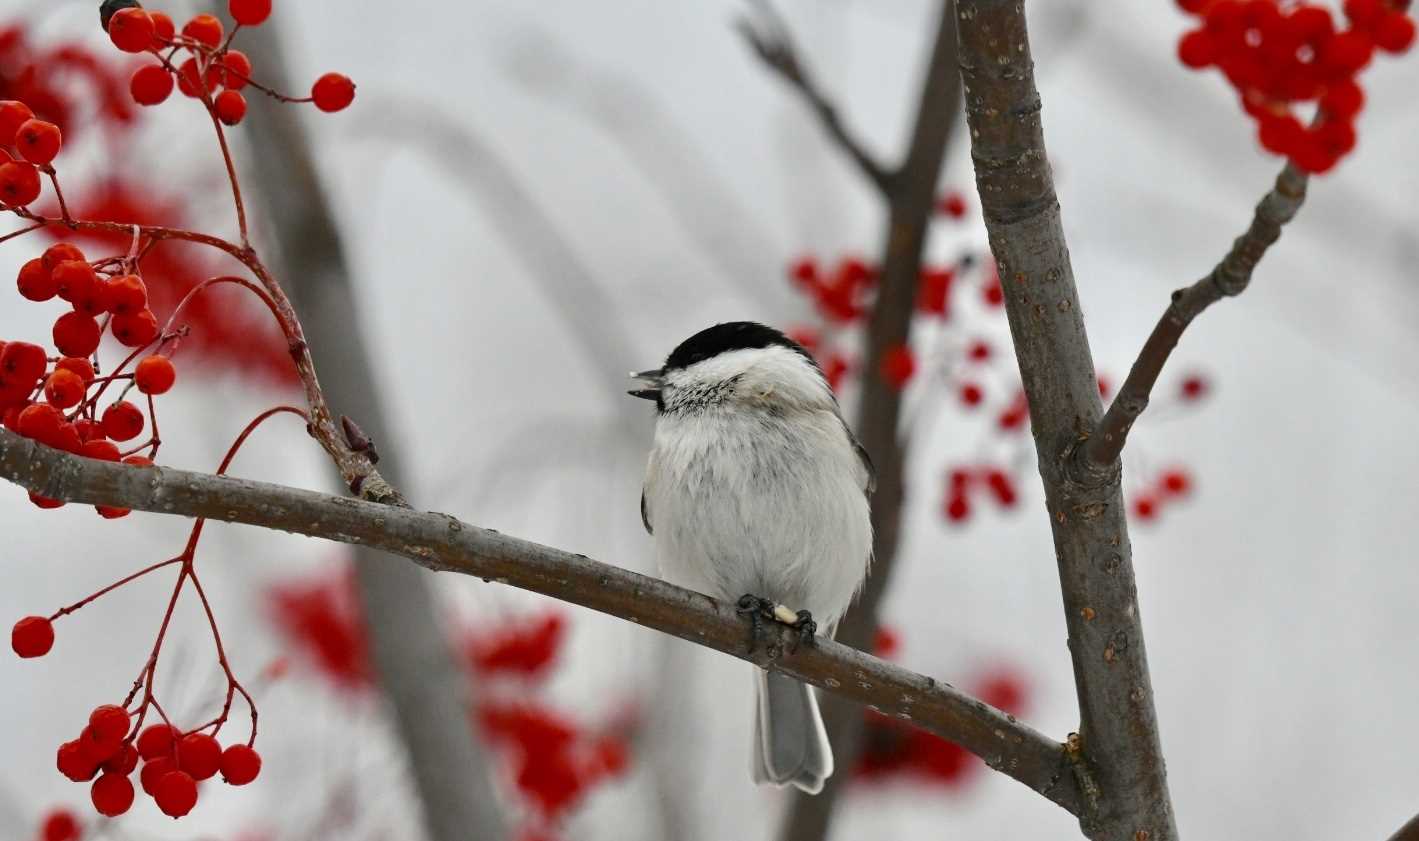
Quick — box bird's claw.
[735,595,817,655]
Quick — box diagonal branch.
[1080,163,1309,474]
[954,2,1177,838]
[0,426,1083,818]
[1388,813,1419,841]
[736,0,894,194]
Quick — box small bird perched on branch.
[631,321,874,794]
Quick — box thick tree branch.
[777,4,961,840]
[1081,163,1309,473]
[955,2,1177,839]
[0,426,1082,817]
[736,0,894,194]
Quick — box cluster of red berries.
[0,98,61,207]
[788,255,878,324]
[2,237,176,511]
[943,466,1020,524]
[106,1,354,125]
[1177,0,1415,173]
[51,707,261,819]
[1132,467,1195,523]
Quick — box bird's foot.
[735,595,817,655]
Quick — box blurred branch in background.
[0,429,1086,819]
[225,17,507,841]
[1389,812,1419,841]
[499,25,793,315]
[956,0,1174,837]
[737,3,963,840]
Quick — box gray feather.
[752,670,833,795]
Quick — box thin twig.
[735,0,894,194]
[0,426,1084,817]
[1080,163,1309,475]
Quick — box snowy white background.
[1,0,1417,839]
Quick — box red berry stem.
[48,557,185,622]
[0,220,46,247]
[40,165,72,226]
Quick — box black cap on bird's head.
[628,322,817,404]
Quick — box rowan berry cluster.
[270,572,634,836]
[1177,0,1415,172]
[51,710,261,819]
[2,236,175,514]
[105,0,354,125]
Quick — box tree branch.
[777,3,961,839]
[0,426,1082,817]
[736,0,894,194]
[954,2,1177,839]
[1388,813,1419,841]
[1080,163,1309,473]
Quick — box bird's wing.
[640,487,653,535]
[842,418,876,498]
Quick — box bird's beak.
[628,368,664,401]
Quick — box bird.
[630,321,874,795]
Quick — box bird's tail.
[752,669,833,794]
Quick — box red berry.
[182,14,225,48]
[108,274,148,315]
[17,258,56,301]
[215,90,248,125]
[1321,30,1375,74]
[150,11,176,45]
[1178,29,1218,67]
[880,345,916,390]
[154,770,199,817]
[101,401,146,442]
[0,160,41,207]
[52,261,97,303]
[44,369,85,409]
[123,454,155,468]
[108,7,156,53]
[81,439,121,462]
[977,672,1028,715]
[873,626,900,658]
[39,809,81,841]
[1160,469,1193,496]
[983,281,1004,307]
[112,309,160,348]
[12,615,54,658]
[56,357,95,384]
[0,100,34,146]
[89,705,132,743]
[17,403,64,442]
[137,723,178,760]
[1315,119,1357,157]
[1,341,46,387]
[220,744,262,785]
[140,755,175,795]
[104,743,140,775]
[1320,80,1365,119]
[229,0,273,26]
[135,356,176,394]
[53,312,102,358]
[959,382,983,406]
[311,73,356,112]
[1375,12,1416,51]
[945,494,970,523]
[1258,113,1304,155]
[937,191,968,218]
[1344,0,1386,27]
[91,772,135,817]
[986,469,1018,507]
[788,256,817,287]
[220,50,253,89]
[1287,5,1335,41]
[1181,375,1209,400]
[42,243,85,273]
[57,740,100,782]
[29,491,65,509]
[967,340,991,361]
[15,119,61,165]
[178,733,222,780]
[176,59,206,98]
[1133,496,1158,520]
[131,65,175,106]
